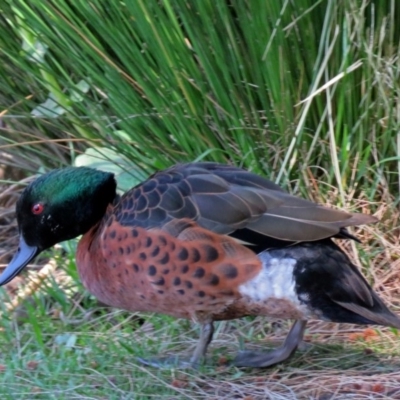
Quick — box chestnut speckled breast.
[78,217,261,321]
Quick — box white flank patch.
[238,252,299,305]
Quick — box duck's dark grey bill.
[0,236,39,286]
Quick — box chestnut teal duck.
[1,162,399,368]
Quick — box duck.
[1,162,399,369]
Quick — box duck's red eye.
[31,203,44,215]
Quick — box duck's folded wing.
[117,162,377,242]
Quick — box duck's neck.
[76,202,115,299]
[70,170,118,238]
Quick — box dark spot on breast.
[117,273,122,278]
[159,236,167,246]
[151,246,160,257]
[181,265,189,274]
[207,274,220,286]
[159,253,170,265]
[185,280,193,289]
[125,269,129,275]
[170,242,176,251]
[139,252,147,261]
[153,277,165,286]
[133,263,139,272]
[197,291,205,297]
[132,229,139,238]
[111,263,117,269]
[173,277,181,286]
[193,267,205,278]
[202,245,219,262]
[192,248,201,263]
[162,269,170,275]
[144,237,152,247]
[118,247,124,255]
[157,290,164,295]
[177,289,185,295]
[109,230,116,239]
[220,264,238,279]
[126,247,131,255]
[140,294,146,300]
[148,265,157,276]
[177,248,189,261]
[103,233,108,240]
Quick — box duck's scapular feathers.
[116,162,376,244]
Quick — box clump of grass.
[0,1,399,195]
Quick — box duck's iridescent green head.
[0,167,116,285]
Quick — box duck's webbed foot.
[137,321,214,369]
[232,319,307,368]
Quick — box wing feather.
[116,162,377,247]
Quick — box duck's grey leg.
[189,321,214,367]
[137,321,214,369]
[233,320,307,368]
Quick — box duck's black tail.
[275,240,400,329]
[333,296,400,329]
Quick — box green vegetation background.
[0,1,399,399]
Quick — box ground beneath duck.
[0,178,400,399]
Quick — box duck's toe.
[233,347,294,368]
[137,322,214,370]
[233,320,307,368]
